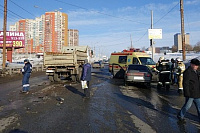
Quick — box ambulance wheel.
[157,84,162,90]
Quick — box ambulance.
[109,48,156,78]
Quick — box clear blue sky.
[0,0,200,57]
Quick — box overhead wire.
[54,0,148,25]
[153,2,180,25]
[1,1,181,48]
[9,0,36,18]
[0,8,19,22]
[58,0,179,46]
[0,4,25,19]
[134,2,180,44]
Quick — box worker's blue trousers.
[22,73,31,92]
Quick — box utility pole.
[2,0,7,70]
[130,34,133,49]
[150,10,154,60]
[180,0,186,61]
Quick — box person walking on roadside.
[21,59,32,94]
[81,59,91,98]
[177,58,200,123]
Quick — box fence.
[0,64,45,76]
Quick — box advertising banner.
[0,31,25,48]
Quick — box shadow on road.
[9,129,28,133]
[65,85,85,97]
[115,92,199,123]
[115,93,157,111]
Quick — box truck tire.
[77,67,82,82]
[54,73,60,82]
[71,75,76,82]
[48,76,54,82]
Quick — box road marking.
[127,111,156,133]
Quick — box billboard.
[0,31,25,48]
[148,29,162,39]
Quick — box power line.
[95,41,131,48]
[54,0,149,25]
[0,4,25,19]
[0,9,18,22]
[0,7,20,20]
[154,2,179,25]
[135,3,180,44]
[9,0,36,18]
[135,29,149,43]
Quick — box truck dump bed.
[44,46,88,67]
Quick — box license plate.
[134,76,144,80]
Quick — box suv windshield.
[139,57,155,65]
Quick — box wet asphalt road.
[0,66,200,133]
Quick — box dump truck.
[44,46,89,82]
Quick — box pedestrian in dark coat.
[21,59,32,94]
[81,59,91,98]
[177,58,200,123]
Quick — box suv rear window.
[128,65,149,72]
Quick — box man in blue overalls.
[21,59,32,94]
[81,59,91,98]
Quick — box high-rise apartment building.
[44,11,68,52]
[68,29,79,46]
[9,11,68,53]
[174,33,190,51]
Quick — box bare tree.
[172,45,178,53]
[185,44,193,51]
[193,41,200,53]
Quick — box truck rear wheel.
[71,75,76,82]
[77,67,82,82]
[54,73,60,82]
[48,76,54,82]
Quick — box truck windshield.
[139,57,155,65]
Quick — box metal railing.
[0,64,45,76]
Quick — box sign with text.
[148,29,162,39]
[0,31,25,48]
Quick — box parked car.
[102,60,109,66]
[92,61,101,68]
[124,64,152,86]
